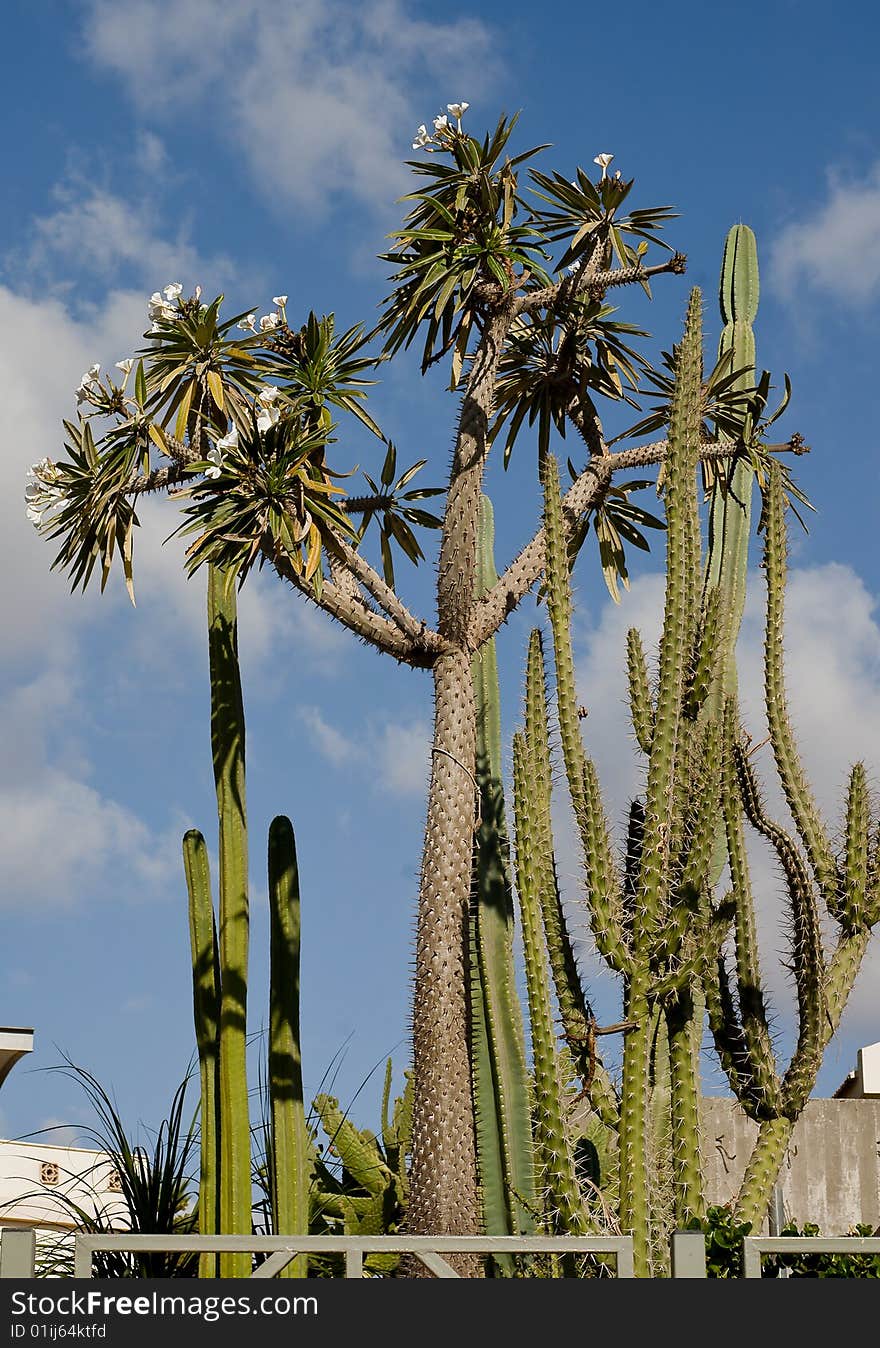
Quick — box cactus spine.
[469,496,537,1255]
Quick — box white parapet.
[0,1028,34,1091]
[0,1138,129,1230]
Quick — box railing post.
[742,1238,762,1279]
[0,1228,36,1279]
[670,1230,707,1277]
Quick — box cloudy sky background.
[1,0,878,1151]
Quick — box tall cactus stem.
[182,828,221,1279]
[762,463,837,902]
[665,987,704,1226]
[207,562,251,1278]
[268,815,311,1277]
[512,732,588,1236]
[470,495,537,1246]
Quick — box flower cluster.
[239,297,287,334]
[148,282,183,328]
[200,384,283,483]
[24,457,67,527]
[412,101,469,150]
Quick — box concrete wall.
[701,1097,880,1234]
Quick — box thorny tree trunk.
[405,306,513,1276]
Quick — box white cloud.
[770,161,880,306]
[298,705,357,766]
[298,705,430,795]
[15,177,234,301]
[83,0,499,213]
[374,718,430,796]
[0,773,178,905]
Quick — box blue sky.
[1,0,878,1156]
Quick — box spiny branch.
[469,437,738,648]
[327,534,445,654]
[516,254,688,316]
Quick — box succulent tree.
[32,111,789,1263]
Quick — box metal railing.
[5,1227,878,1279]
[741,1234,880,1279]
[1,1230,635,1280]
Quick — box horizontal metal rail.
[742,1235,880,1279]
[69,1233,634,1280]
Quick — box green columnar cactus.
[540,290,735,1274]
[469,496,537,1251]
[206,563,252,1278]
[705,224,759,675]
[182,828,221,1279]
[706,461,880,1229]
[511,722,589,1237]
[267,815,311,1278]
[703,225,759,900]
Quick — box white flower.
[257,406,281,434]
[163,282,183,301]
[216,427,239,452]
[593,152,614,179]
[272,295,288,308]
[115,358,134,375]
[25,483,41,503]
[26,505,42,526]
[447,102,469,120]
[433,114,449,133]
[412,124,433,150]
[194,285,202,301]
[259,312,280,331]
[148,291,176,323]
[76,369,101,404]
[31,457,51,478]
[204,447,224,479]
[238,313,257,332]
[257,385,280,407]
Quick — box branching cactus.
[511,642,591,1237]
[705,459,880,1229]
[469,495,537,1252]
[311,1063,413,1275]
[538,289,736,1274]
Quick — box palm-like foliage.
[19,1058,198,1279]
[32,290,441,602]
[352,441,444,588]
[376,115,554,383]
[490,300,651,466]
